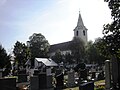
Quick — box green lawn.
[64,80,105,90]
[64,87,79,90]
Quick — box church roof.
[77,11,84,27]
[49,41,72,53]
[75,11,87,30]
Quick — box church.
[49,12,88,57]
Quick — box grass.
[64,87,79,90]
[94,80,105,86]
[64,80,105,90]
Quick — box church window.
[83,30,85,36]
[76,31,79,36]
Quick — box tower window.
[76,31,79,36]
[83,30,85,36]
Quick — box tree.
[86,41,96,63]
[0,45,11,76]
[85,39,107,65]
[13,41,30,69]
[103,0,120,58]
[94,38,110,59]
[28,33,50,66]
[94,38,107,64]
[104,0,120,89]
[64,52,74,64]
[70,37,85,64]
[51,50,63,64]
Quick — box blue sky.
[0,0,111,52]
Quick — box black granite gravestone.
[55,73,64,89]
[0,78,16,90]
[30,76,39,90]
[18,74,28,83]
[91,72,96,79]
[17,69,28,83]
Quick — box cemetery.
[0,57,108,90]
[0,0,120,90]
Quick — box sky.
[0,0,112,53]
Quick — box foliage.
[13,41,31,69]
[28,33,50,58]
[51,50,74,66]
[51,50,63,64]
[95,86,105,90]
[70,37,85,64]
[85,40,106,64]
[103,0,120,59]
[94,38,110,59]
[28,33,50,67]
[64,52,74,64]
[0,45,11,76]
[95,80,105,90]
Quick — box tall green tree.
[103,0,120,58]
[85,39,106,65]
[94,38,110,59]
[70,37,85,64]
[13,41,30,69]
[28,33,50,66]
[0,45,11,76]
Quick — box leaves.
[103,0,120,59]
[0,45,11,76]
[28,33,50,58]
[70,37,85,63]
[13,41,31,67]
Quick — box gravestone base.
[39,88,54,90]
[79,81,94,90]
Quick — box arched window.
[76,31,79,36]
[83,30,85,36]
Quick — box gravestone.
[67,70,75,87]
[18,74,28,83]
[97,71,104,80]
[18,69,28,83]
[39,73,53,89]
[111,57,119,89]
[105,60,111,90]
[55,73,64,89]
[80,69,87,81]
[30,76,39,90]
[0,78,16,90]
[30,73,53,90]
[91,72,96,79]
[0,69,3,78]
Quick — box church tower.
[74,11,88,45]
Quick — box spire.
[77,11,84,27]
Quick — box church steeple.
[74,11,88,45]
[77,11,84,27]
